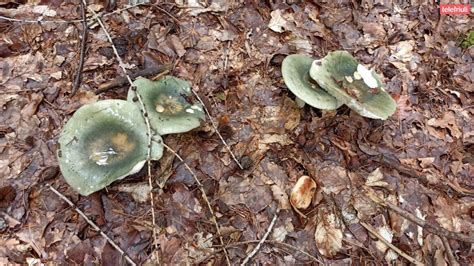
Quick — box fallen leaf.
[115,183,151,203]
[268,10,291,33]
[374,224,399,262]
[169,35,186,57]
[427,111,462,139]
[365,168,389,188]
[271,217,294,242]
[389,40,414,62]
[188,232,214,261]
[315,207,343,257]
[271,184,291,210]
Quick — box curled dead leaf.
[268,10,291,33]
[115,183,151,203]
[315,210,343,257]
[290,175,317,209]
[365,168,389,188]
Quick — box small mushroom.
[58,100,164,196]
[290,175,317,209]
[127,76,205,135]
[282,54,342,110]
[309,51,396,120]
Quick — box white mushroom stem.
[295,97,306,108]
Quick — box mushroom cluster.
[282,51,396,120]
[58,76,204,196]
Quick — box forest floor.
[1,0,473,265]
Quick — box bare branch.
[240,210,279,265]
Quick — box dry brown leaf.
[314,208,343,257]
[365,168,389,188]
[169,35,186,57]
[427,111,462,139]
[271,184,291,210]
[115,183,151,203]
[290,175,316,209]
[271,217,294,242]
[268,10,291,33]
[374,224,399,262]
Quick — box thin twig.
[47,184,137,266]
[364,187,474,243]
[191,90,244,169]
[375,156,473,198]
[442,237,459,266]
[360,222,423,266]
[161,142,231,266]
[240,210,279,265]
[84,3,160,262]
[95,64,170,94]
[151,4,185,27]
[0,2,145,24]
[218,240,322,263]
[71,0,88,96]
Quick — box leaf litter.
[0,0,473,264]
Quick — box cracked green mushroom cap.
[128,76,205,135]
[309,51,396,120]
[282,54,342,110]
[58,100,164,196]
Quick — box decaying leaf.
[290,175,317,209]
[374,224,399,262]
[314,208,343,257]
[115,183,151,203]
[268,10,291,33]
[187,232,214,261]
[365,168,389,188]
[271,217,294,242]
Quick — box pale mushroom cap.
[282,54,341,110]
[128,76,205,135]
[58,100,164,196]
[309,51,396,120]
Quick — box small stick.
[47,184,137,266]
[442,237,459,266]
[191,90,244,169]
[223,240,323,263]
[161,142,231,266]
[84,3,160,262]
[240,210,279,265]
[71,0,88,96]
[360,221,423,266]
[365,188,474,243]
[375,156,472,198]
[95,64,170,94]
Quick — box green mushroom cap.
[309,51,396,120]
[128,76,205,135]
[282,54,341,110]
[58,100,164,196]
